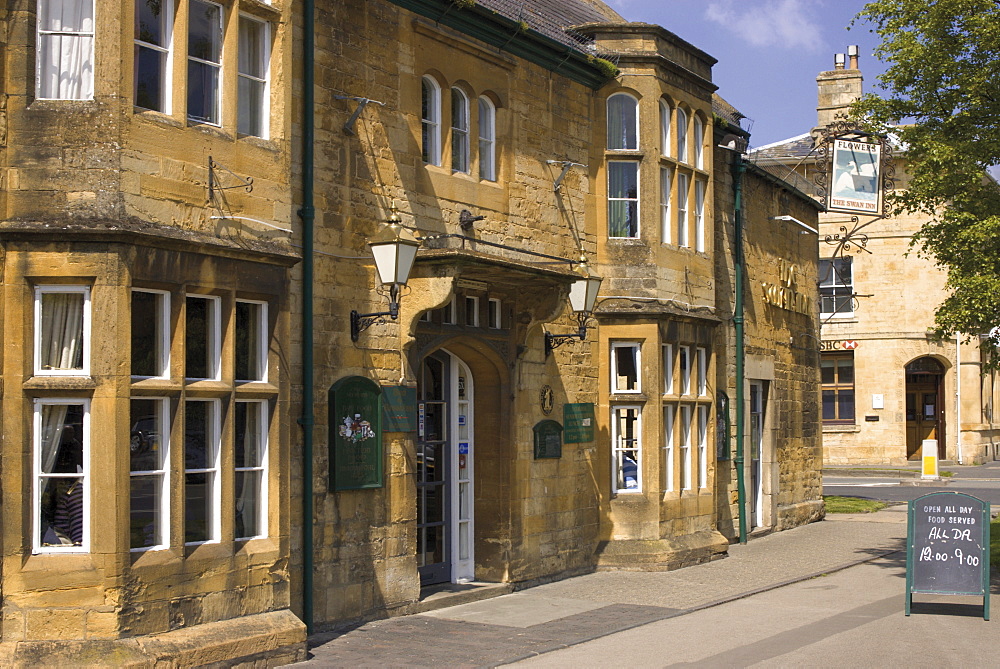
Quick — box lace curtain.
[39,291,84,371]
[37,0,94,100]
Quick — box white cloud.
[706,0,823,51]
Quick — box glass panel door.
[417,354,450,585]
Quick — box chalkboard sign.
[533,420,563,459]
[906,491,990,619]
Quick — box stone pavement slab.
[294,511,908,668]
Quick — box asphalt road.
[823,460,1000,504]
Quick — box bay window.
[694,179,706,252]
[478,97,496,181]
[422,76,441,165]
[35,285,90,376]
[184,398,221,544]
[661,167,672,244]
[134,0,172,111]
[130,397,169,550]
[132,289,170,378]
[608,161,639,238]
[236,299,267,382]
[607,93,638,150]
[238,15,269,137]
[680,405,692,490]
[676,108,688,164]
[36,0,95,100]
[187,0,222,125]
[34,399,89,552]
[677,173,689,247]
[186,295,221,380]
[612,406,641,493]
[235,400,268,539]
[611,342,641,394]
[451,88,470,173]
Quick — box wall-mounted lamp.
[350,206,421,342]
[545,258,603,356]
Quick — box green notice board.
[533,420,563,459]
[383,386,417,432]
[329,376,383,491]
[563,403,595,443]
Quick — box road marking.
[823,482,899,487]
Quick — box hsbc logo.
[821,340,860,351]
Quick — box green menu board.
[329,376,383,491]
[563,403,595,443]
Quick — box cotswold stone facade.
[713,102,825,538]
[1,0,829,660]
[0,0,304,663]
[756,51,1000,466]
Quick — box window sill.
[240,0,282,19]
[184,379,232,397]
[822,423,861,433]
[610,393,647,403]
[235,381,280,399]
[23,376,97,392]
[820,317,858,324]
[133,108,184,129]
[130,377,183,395]
[239,134,280,152]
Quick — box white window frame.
[184,398,221,545]
[819,257,855,318]
[36,0,95,100]
[131,288,170,379]
[464,296,479,327]
[659,99,672,157]
[680,405,692,491]
[186,0,223,125]
[696,347,707,396]
[680,345,691,396]
[185,294,222,381]
[33,398,91,553]
[606,92,639,151]
[487,298,502,329]
[234,399,269,540]
[237,14,270,138]
[697,404,708,489]
[663,404,675,492]
[693,115,704,169]
[478,96,496,181]
[133,0,173,112]
[235,298,268,382]
[677,172,689,248]
[451,87,470,173]
[612,405,642,493]
[663,343,674,394]
[422,75,441,166]
[34,284,91,377]
[608,160,640,239]
[129,396,170,552]
[660,167,672,244]
[443,296,457,324]
[695,179,706,252]
[611,341,641,394]
[676,107,688,164]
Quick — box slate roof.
[477,0,624,52]
[751,132,816,161]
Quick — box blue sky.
[604,0,886,148]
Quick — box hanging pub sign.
[828,137,882,215]
[329,376,384,491]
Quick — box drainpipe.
[298,0,316,634]
[956,333,962,464]
[732,155,748,544]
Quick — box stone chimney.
[816,45,862,128]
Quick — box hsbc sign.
[821,340,859,351]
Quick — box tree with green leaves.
[853,0,1000,358]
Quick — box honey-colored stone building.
[755,50,1000,466]
[0,0,828,661]
[713,98,824,539]
[1,0,305,663]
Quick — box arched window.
[660,100,672,157]
[451,87,470,173]
[693,116,704,169]
[478,96,496,181]
[421,76,441,166]
[676,107,688,164]
[607,93,638,150]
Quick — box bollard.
[921,439,939,479]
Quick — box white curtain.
[40,404,69,473]
[37,0,94,100]
[40,291,84,370]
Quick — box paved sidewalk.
[294,508,908,668]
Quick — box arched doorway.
[416,349,475,585]
[905,357,945,460]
